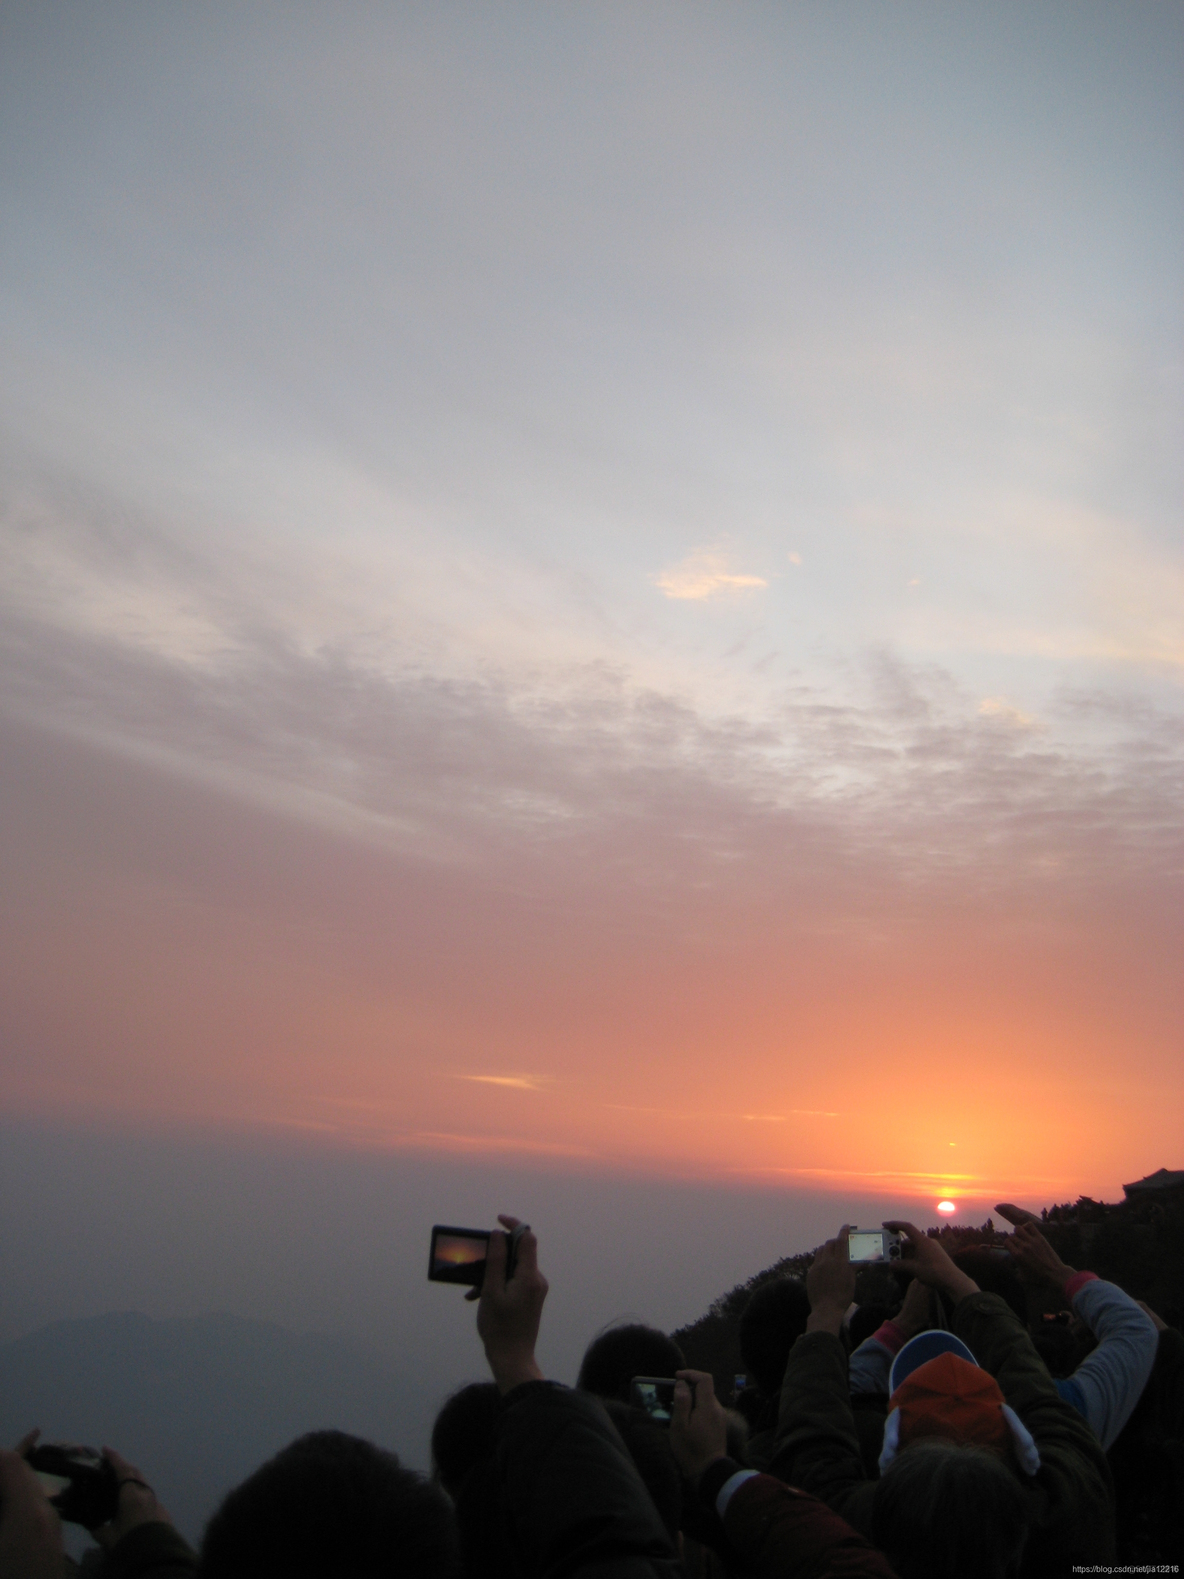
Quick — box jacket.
[495,1381,682,1579]
[696,1457,898,1579]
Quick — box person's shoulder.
[501,1378,571,1407]
[499,1380,618,1442]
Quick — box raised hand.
[1003,1221,1076,1294]
[882,1221,979,1304]
[93,1447,174,1548]
[892,1272,934,1339]
[995,1203,1042,1228]
[670,1369,728,1486]
[476,1214,549,1394]
[805,1226,858,1334]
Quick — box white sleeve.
[1067,1278,1159,1449]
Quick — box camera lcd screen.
[630,1376,677,1426]
[848,1230,889,1262]
[428,1226,491,1285]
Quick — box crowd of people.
[1,1203,1180,1578]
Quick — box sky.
[1,0,1182,1373]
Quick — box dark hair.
[951,1251,1027,1324]
[738,1278,811,1396]
[732,1386,765,1428]
[431,1382,502,1498]
[848,1301,893,1353]
[872,1439,1029,1579]
[577,1324,685,1403]
[1031,1321,1080,1380]
[200,1430,459,1579]
[601,1401,682,1540]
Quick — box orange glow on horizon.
[1,715,1178,1220]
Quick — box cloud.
[1,552,1179,911]
[654,549,768,601]
[978,697,1036,728]
[740,1110,841,1120]
[456,1074,545,1091]
[389,1132,590,1157]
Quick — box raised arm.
[1004,1220,1157,1449]
[770,1228,879,1535]
[475,1215,681,1579]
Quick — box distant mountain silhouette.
[0,1310,435,1543]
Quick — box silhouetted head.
[1031,1319,1081,1379]
[577,1323,685,1403]
[200,1430,459,1579]
[952,1250,1027,1323]
[849,1301,894,1353]
[738,1278,811,1396]
[431,1382,502,1498]
[601,1401,682,1540]
[873,1438,1030,1579]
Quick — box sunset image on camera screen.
[432,1235,487,1275]
[849,1233,886,1261]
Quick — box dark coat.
[494,1382,682,1579]
[697,1458,898,1579]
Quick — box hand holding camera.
[91,1446,173,1550]
[847,1229,902,1264]
[805,1226,858,1333]
[669,1370,727,1487]
[882,1221,980,1304]
[18,1431,173,1547]
[892,1270,936,1339]
[475,1216,548,1395]
[23,1439,119,1530]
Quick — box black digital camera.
[26,1443,120,1528]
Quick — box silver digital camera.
[847,1228,903,1264]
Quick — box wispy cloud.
[456,1074,545,1091]
[728,1167,1084,1202]
[782,1168,988,1181]
[740,1110,842,1120]
[395,1132,590,1157]
[978,697,1036,729]
[654,549,768,601]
